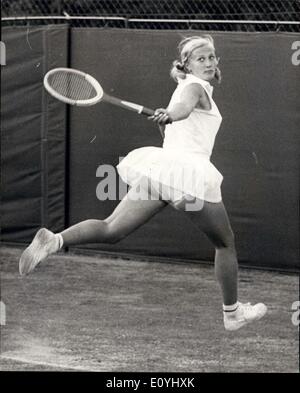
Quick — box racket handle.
[141,107,155,116]
[103,94,154,116]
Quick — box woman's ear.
[185,65,192,73]
[184,59,191,73]
[216,57,220,66]
[215,67,222,83]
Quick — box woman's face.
[186,45,218,81]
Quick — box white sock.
[223,302,239,315]
[55,233,64,250]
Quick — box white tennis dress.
[117,74,223,203]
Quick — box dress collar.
[183,74,214,96]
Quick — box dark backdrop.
[1,25,68,241]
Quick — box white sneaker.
[19,228,60,276]
[223,302,267,331]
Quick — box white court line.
[0,355,101,371]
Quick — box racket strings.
[48,72,97,101]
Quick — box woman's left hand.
[148,108,172,125]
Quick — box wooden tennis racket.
[44,67,155,116]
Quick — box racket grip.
[141,107,155,116]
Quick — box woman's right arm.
[149,83,205,125]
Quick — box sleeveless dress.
[117,74,223,203]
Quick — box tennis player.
[19,35,267,331]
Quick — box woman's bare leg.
[61,185,167,246]
[172,197,267,330]
[19,185,167,275]
[173,199,238,305]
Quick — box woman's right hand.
[148,108,172,125]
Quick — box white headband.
[181,38,215,61]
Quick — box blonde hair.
[170,35,222,83]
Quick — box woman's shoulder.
[179,74,214,98]
[183,74,211,88]
[177,75,207,95]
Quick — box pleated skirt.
[117,146,223,204]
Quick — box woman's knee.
[216,228,235,250]
[103,220,123,244]
[206,225,235,250]
[83,219,121,244]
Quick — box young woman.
[19,35,267,331]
